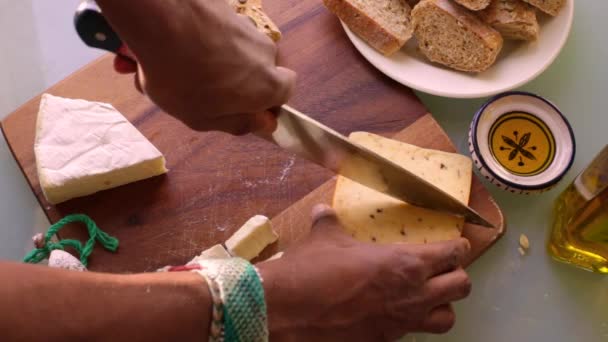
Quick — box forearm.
[0,262,211,341]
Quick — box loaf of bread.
[453,0,491,11]
[323,0,413,55]
[521,0,565,16]
[227,0,282,41]
[412,0,503,72]
[480,0,539,41]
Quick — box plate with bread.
[324,0,573,98]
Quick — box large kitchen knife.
[74,2,494,228]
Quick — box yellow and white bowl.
[468,91,575,194]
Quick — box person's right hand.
[97,0,296,135]
[259,205,472,341]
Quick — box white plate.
[341,0,574,98]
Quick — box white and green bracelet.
[192,258,268,342]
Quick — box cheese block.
[188,244,232,265]
[226,215,278,260]
[333,132,472,244]
[34,94,168,204]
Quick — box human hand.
[99,0,295,135]
[259,205,472,341]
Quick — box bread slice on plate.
[480,0,539,41]
[521,0,565,16]
[227,0,282,41]
[453,0,491,11]
[412,0,503,73]
[323,0,413,56]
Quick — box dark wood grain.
[0,0,503,272]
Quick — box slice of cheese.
[264,251,284,262]
[188,244,232,265]
[34,94,168,204]
[226,215,278,260]
[333,132,473,244]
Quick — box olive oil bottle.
[549,145,608,273]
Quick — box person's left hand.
[258,205,472,341]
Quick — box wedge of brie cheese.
[226,215,278,260]
[34,94,168,204]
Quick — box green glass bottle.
[548,145,608,273]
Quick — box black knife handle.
[74,1,134,61]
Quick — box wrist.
[123,272,212,341]
[257,260,306,341]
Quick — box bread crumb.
[519,234,530,250]
[518,247,526,256]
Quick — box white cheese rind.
[34,94,168,204]
[226,215,278,260]
[265,251,284,261]
[188,244,232,265]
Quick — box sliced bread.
[227,0,282,41]
[521,0,565,16]
[412,0,503,72]
[453,0,491,11]
[323,0,413,55]
[480,0,539,41]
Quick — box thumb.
[268,67,297,108]
[310,204,352,242]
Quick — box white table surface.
[0,1,605,341]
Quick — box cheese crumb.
[519,234,530,250]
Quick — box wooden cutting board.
[0,0,504,272]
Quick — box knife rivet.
[95,32,107,42]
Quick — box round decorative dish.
[468,91,575,194]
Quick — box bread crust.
[480,0,539,41]
[454,0,492,11]
[227,0,282,41]
[413,0,503,72]
[323,0,413,55]
[521,0,565,16]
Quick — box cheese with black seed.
[332,132,472,244]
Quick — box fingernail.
[311,204,335,223]
[463,239,471,253]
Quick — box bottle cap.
[468,91,576,194]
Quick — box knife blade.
[73,3,494,228]
[258,106,494,228]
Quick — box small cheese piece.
[187,244,232,265]
[333,132,473,244]
[519,234,530,250]
[265,251,284,262]
[226,215,278,260]
[34,94,168,204]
